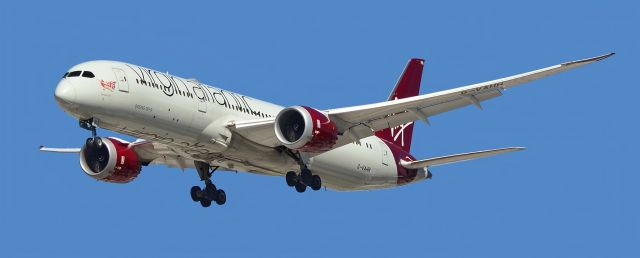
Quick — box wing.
[39,146,81,153]
[400,147,525,169]
[126,139,196,169]
[326,53,614,141]
[40,139,196,170]
[231,53,614,149]
[228,118,279,147]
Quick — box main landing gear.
[281,148,322,193]
[190,161,226,207]
[285,168,322,193]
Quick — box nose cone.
[55,80,77,109]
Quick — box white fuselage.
[55,60,426,191]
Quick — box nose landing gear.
[190,161,226,207]
[79,118,98,140]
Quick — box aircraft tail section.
[375,58,424,152]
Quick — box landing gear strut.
[190,161,226,207]
[79,118,98,140]
[80,118,103,154]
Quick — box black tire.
[215,189,226,205]
[200,198,212,207]
[205,184,217,200]
[310,175,322,191]
[285,171,297,187]
[295,182,307,193]
[301,169,313,186]
[86,138,94,146]
[190,186,202,202]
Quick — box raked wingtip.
[562,52,615,66]
[596,52,615,61]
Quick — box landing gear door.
[379,141,390,166]
[113,68,129,92]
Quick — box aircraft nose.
[55,80,77,108]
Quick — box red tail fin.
[374,58,424,153]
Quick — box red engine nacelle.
[79,137,141,183]
[274,106,338,152]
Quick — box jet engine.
[274,106,338,152]
[79,137,142,183]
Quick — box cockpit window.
[62,72,69,78]
[82,71,95,78]
[68,71,82,77]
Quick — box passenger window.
[82,71,95,78]
[68,71,82,77]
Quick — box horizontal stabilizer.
[400,147,524,169]
[39,146,81,153]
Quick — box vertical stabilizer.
[374,58,424,152]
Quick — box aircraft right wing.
[40,138,198,170]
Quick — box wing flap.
[400,147,525,169]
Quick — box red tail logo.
[389,121,414,148]
[374,58,424,153]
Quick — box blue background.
[1,1,637,257]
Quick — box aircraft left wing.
[126,139,196,169]
[40,138,196,169]
[229,53,614,149]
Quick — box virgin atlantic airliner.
[42,53,613,207]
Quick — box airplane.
[41,52,614,207]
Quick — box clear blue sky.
[1,1,637,257]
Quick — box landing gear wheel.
[215,189,226,205]
[285,171,297,187]
[310,175,322,191]
[200,198,212,207]
[190,186,202,202]
[301,169,313,186]
[295,182,307,193]
[193,161,227,207]
[204,184,217,200]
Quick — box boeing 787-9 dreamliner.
[42,53,614,207]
